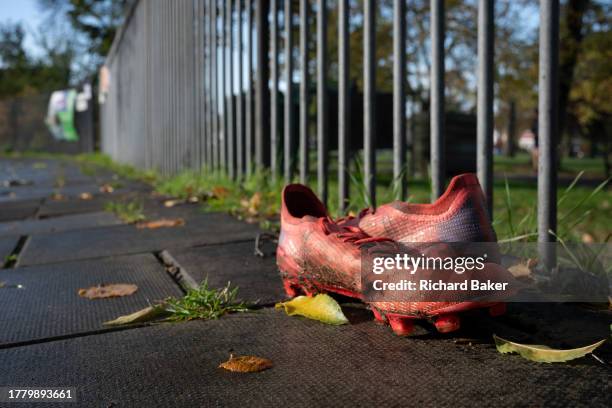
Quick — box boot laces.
[318,216,390,246]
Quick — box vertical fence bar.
[270,0,279,178]
[430,0,445,199]
[338,0,349,212]
[317,0,329,205]
[393,0,406,200]
[236,0,244,178]
[477,0,494,217]
[538,0,559,268]
[255,0,271,167]
[207,0,214,170]
[246,0,253,175]
[227,0,235,178]
[212,0,219,169]
[364,0,376,207]
[284,0,294,182]
[299,0,309,184]
[220,0,227,171]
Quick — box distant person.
[530,109,538,172]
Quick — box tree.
[37,0,127,75]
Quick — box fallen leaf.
[51,193,65,201]
[275,294,349,325]
[211,186,229,199]
[187,196,199,203]
[163,199,182,208]
[219,354,273,373]
[508,259,535,279]
[493,334,605,363]
[99,184,114,193]
[136,218,185,229]
[104,305,169,326]
[79,192,93,200]
[581,233,594,243]
[78,283,138,299]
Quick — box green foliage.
[163,280,250,321]
[0,22,73,98]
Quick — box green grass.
[104,200,146,224]
[16,152,609,242]
[163,280,250,321]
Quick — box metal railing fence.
[100,0,560,253]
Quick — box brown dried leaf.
[136,218,185,229]
[99,184,114,193]
[78,283,138,299]
[508,258,536,280]
[211,186,229,199]
[218,354,273,373]
[79,192,93,200]
[51,193,65,201]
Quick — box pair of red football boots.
[276,174,515,335]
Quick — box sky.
[0,0,48,57]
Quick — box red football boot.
[277,183,515,335]
[345,174,497,244]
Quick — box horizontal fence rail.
[101,0,560,250]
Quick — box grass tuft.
[163,280,250,321]
[104,200,146,224]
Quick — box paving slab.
[0,211,123,237]
[0,253,182,346]
[0,309,608,407]
[19,212,260,266]
[0,198,40,222]
[0,183,104,203]
[0,236,18,263]
[38,195,119,217]
[166,241,285,304]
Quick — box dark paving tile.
[0,309,608,407]
[19,213,260,266]
[167,241,285,304]
[0,212,123,237]
[0,184,103,203]
[0,236,18,262]
[0,199,40,222]
[0,253,182,346]
[38,190,153,218]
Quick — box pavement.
[0,157,610,407]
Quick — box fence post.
[338,0,350,212]
[299,0,309,184]
[393,0,407,200]
[477,0,494,218]
[211,0,219,170]
[317,0,329,205]
[236,0,244,178]
[255,0,271,167]
[246,0,253,175]
[430,0,445,200]
[364,0,376,207]
[284,0,295,182]
[538,0,559,269]
[227,0,236,178]
[270,0,279,178]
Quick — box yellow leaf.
[219,354,273,373]
[78,283,138,299]
[493,334,605,363]
[275,294,349,325]
[79,192,93,200]
[104,305,169,326]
